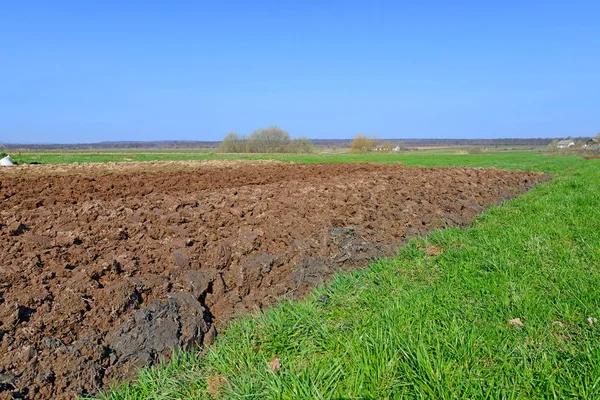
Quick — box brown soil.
[0,161,548,399]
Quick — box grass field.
[8,149,573,175]
[6,146,545,166]
[65,152,598,399]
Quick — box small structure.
[557,139,574,149]
[584,138,600,151]
[0,155,14,166]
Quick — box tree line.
[217,126,314,153]
[3,134,598,152]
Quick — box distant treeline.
[3,137,592,150]
[3,140,220,150]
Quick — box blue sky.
[1,1,598,143]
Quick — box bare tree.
[289,137,314,153]
[218,132,248,153]
[248,126,290,153]
[218,128,314,154]
[350,134,375,153]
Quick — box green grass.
[8,149,577,175]
[93,153,600,399]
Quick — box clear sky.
[1,1,598,143]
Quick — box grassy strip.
[8,146,544,165]
[100,156,600,399]
[9,150,583,175]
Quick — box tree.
[289,137,314,153]
[218,132,248,153]
[547,139,559,152]
[396,140,406,151]
[218,127,311,154]
[376,141,394,152]
[350,134,375,153]
[248,126,290,153]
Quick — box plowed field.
[0,161,548,398]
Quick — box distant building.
[584,138,600,151]
[557,139,575,149]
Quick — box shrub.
[289,137,314,153]
[218,128,314,154]
[218,133,248,153]
[350,134,375,153]
[547,139,559,152]
[248,126,290,153]
[375,141,395,152]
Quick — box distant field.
[92,152,600,399]
[8,148,555,172]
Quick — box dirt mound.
[0,161,548,398]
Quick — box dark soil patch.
[0,161,548,398]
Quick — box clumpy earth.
[0,161,549,398]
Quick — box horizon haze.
[1,1,599,144]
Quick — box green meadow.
[9,148,567,173]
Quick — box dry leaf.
[425,245,443,257]
[509,318,524,327]
[587,317,598,326]
[206,374,227,397]
[552,321,565,328]
[268,356,281,372]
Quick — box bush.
[0,152,7,159]
[375,141,395,152]
[218,128,314,154]
[218,133,248,153]
[289,137,314,153]
[547,140,559,153]
[467,147,484,154]
[350,134,375,153]
[248,126,290,153]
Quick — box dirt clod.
[268,356,281,372]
